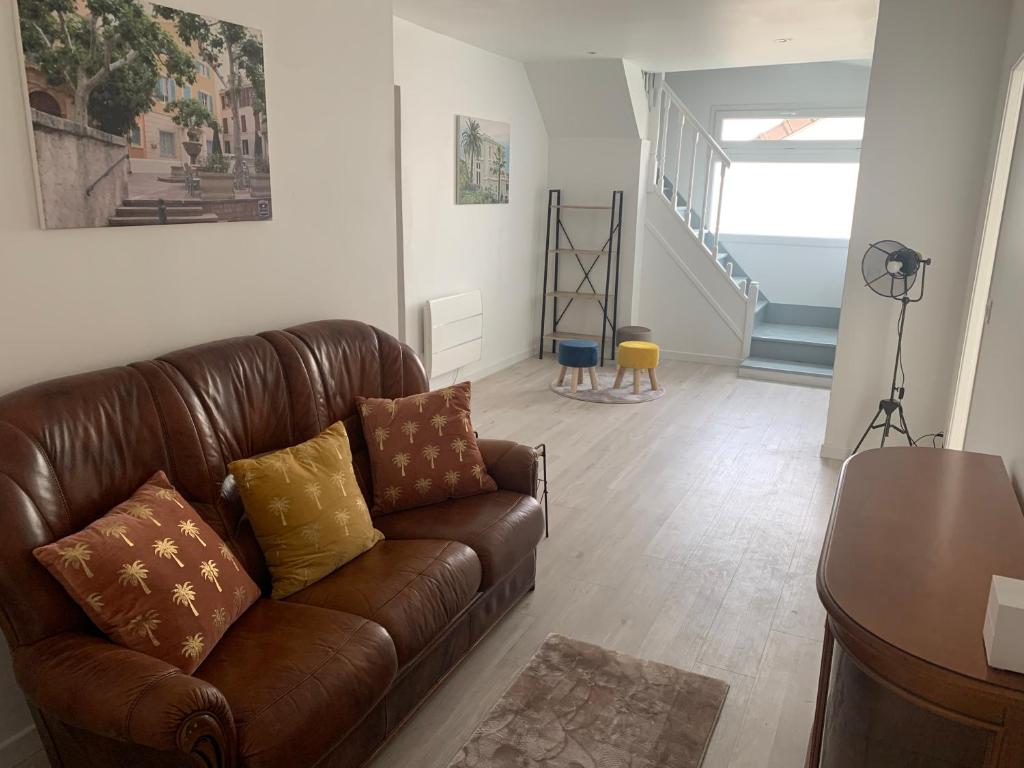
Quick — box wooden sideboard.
[806,447,1024,768]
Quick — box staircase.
[109,199,218,226]
[649,77,837,387]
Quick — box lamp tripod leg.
[853,408,884,454]
[898,403,914,446]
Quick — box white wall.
[964,0,1024,501]
[0,0,399,758]
[393,19,549,384]
[822,0,1013,458]
[719,235,849,308]
[667,61,871,134]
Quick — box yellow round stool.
[615,341,660,394]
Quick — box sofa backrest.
[0,320,426,648]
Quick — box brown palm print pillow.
[357,382,497,514]
[34,471,259,673]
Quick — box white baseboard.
[819,442,851,461]
[737,366,832,389]
[658,349,741,367]
[0,723,42,766]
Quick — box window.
[242,139,250,155]
[198,92,211,110]
[716,108,865,161]
[206,140,214,157]
[130,124,141,145]
[159,130,176,158]
[154,77,167,101]
[720,116,864,143]
[222,117,229,133]
[224,140,231,154]
[167,80,176,101]
[183,85,192,101]
[195,59,209,77]
[241,115,247,133]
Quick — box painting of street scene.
[16,0,271,229]
[456,115,509,205]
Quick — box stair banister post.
[686,131,699,230]
[673,111,686,209]
[742,281,759,359]
[657,99,671,195]
[650,81,664,190]
[713,161,727,258]
[699,148,714,250]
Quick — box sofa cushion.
[228,422,383,599]
[33,472,260,673]
[374,491,544,589]
[286,540,481,665]
[195,599,396,768]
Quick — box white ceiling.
[392,0,879,72]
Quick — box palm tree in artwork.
[401,420,420,444]
[421,444,441,469]
[461,413,471,433]
[59,543,94,578]
[430,414,448,436]
[383,486,402,506]
[212,607,228,632]
[118,560,152,595]
[450,437,468,462]
[178,519,207,547]
[270,454,292,484]
[392,452,411,477]
[330,472,348,496]
[153,538,184,567]
[124,503,161,527]
[268,497,291,526]
[384,401,398,416]
[414,478,433,496]
[173,581,199,617]
[155,488,184,509]
[128,610,162,647]
[471,464,486,488]
[360,402,374,418]
[97,519,134,547]
[232,585,248,612]
[304,481,323,510]
[200,560,222,592]
[444,470,461,493]
[181,633,205,661]
[491,145,508,202]
[461,119,483,186]
[411,394,428,413]
[301,522,321,553]
[373,426,391,451]
[85,592,105,612]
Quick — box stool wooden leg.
[571,368,580,394]
[649,368,659,390]
[633,369,641,395]
[556,365,568,386]
[589,367,599,390]
[613,366,625,388]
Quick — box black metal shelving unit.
[537,189,624,367]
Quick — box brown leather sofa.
[0,320,544,768]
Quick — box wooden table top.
[820,447,1024,693]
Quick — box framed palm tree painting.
[456,115,509,204]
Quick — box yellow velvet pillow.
[229,422,382,599]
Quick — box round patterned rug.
[549,369,665,404]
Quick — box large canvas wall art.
[456,115,509,205]
[15,0,272,229]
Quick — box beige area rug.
[549,371,665,404]
[448,634,728,768]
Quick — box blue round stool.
[556,339,600,393]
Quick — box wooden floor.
[372,356,839,768]
[16,356,838,768]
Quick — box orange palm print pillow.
[34,471,259,673]
[357,382,497,514]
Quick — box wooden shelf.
[550,248,607,256]
[553,205,612,210]
[546,291,612,300]
[543,331,604,343]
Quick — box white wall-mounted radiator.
[423,290,483,380]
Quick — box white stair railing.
[650,76,732,263]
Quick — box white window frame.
[713,105,865,163]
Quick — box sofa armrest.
[478,439,538,498]
[14,632,235,767]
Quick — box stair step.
[120,199,204,207]
[752,323,837,347]
[109,214,219,226]
[115,206,205,217]
[738,357,833,388]
[763,303,840,329]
